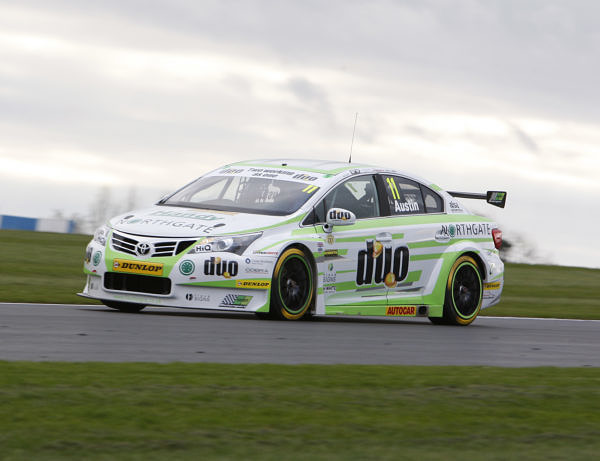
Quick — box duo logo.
[356,240,409,288]
[329,209,352,221]
[204,257,239,278]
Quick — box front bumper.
[80,273,270,312]
[82,237,276,312]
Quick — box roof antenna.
[348,112,358,163]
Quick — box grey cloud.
[507,121,540,155]
[11,0,599,123]
[286,77,328,107]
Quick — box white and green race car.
[81,159,506,325]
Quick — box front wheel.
[429,255,482,326]
[102,300,146,313]
[269,248,315,320]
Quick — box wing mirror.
[323,208,356,233]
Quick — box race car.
[80,159,506,325]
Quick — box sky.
[0,0,599,268]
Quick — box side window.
[309,176,380,224]
[382,175,425,215]
[420,185,444,213]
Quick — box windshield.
[162,175,319,216]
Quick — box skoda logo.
[136,243,151,256]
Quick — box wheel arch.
[274,242,319,315]
[461,251,486,282]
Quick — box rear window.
[381,175,425,215]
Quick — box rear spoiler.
[447,191,507,208]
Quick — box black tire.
[429,255,482,326]
[102,300,146,313]
[428,316,448,325]
[254,312,274,320]
[269,248,315,320]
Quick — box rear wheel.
[269,248,314,320]
[102,301,146,313]
[429,255,482,326]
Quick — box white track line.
[482,316,600,323]
[0,302,98,307]
[1,303,599,322]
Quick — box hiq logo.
[356,240,409,288]
[204,257,239,278]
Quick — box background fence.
[0,215,75,234]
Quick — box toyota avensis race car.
[80,159,506,325]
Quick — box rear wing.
[447,190,507,208]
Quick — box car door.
[311,175,390,312]
[378,174,445,307]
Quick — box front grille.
[104,272,171,295]
[111,232,195,258]
[111,233,139,255]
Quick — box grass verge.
[1,362,599,461]
[480,262,600,319]
[0,230,97,304]
[1,230,599,318]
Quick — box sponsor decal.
[386,306,417,316]
[219,294,253,308]
[434,229,451,243]
[179,260,195,276]
[449,201,461,211]
[194,243,212,253]
[489,192,506,203]
[326,234,335,245]
[236,279,271,289]
[484,282,501,290]
[394,201,420,213]
[149,210,223,221]
[438,223,492,240]
[220,168,244,175]
[356,240,409,288]
[121,218,220,234]
[324,263,336,284]
[323,249,339,258]
[204,257,238,278]
[249,167,295,178]
[113,259,163,276]
[323,286,336,294]
[293,173,318,181]
[92,251,102,266]
[329,209,352,221]
[185,293,210,302]
[244,267,270,275]
[245,257,273,265]
[253,251,279,256]
[350,169,361,175]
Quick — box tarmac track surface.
[1,303,599,367]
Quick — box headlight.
[93,225,111,246]
[188,232,262,256]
